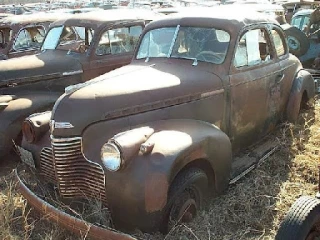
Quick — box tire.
[275,196,320,240]
[284,26,310,57]
[162,167,209,232]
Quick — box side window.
[291,16,303,29]
[0,28,12,49]
[96,25,142,56]
[13,26,45,50]
[301,16,310,33]
[271,29,287,57]
[234,28,272,68]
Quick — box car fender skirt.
[15,169,137,240]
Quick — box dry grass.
[1,100,320,240]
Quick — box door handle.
[275,73,284,83]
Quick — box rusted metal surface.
[0,9,157,157]
[15,169,137,240]
[20,7,316,233]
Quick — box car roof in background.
[147,5,278,31]
[51,8,163,28]
[292,8,315,17]
[0,12,70,25]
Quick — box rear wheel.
[162,168,209,232]
[276,196,320,240]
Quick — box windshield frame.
[135,25,231,65]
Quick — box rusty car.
[17,7,315,238]
[289,8,320,66]
[0,13,70,60]
[0,9,159,158]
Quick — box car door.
[84,21,145,80]
[269,25,294,119]
[229,25,282,153]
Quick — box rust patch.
[145,173,168,213]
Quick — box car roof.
[293,8,314,17]
[50,9,163,28]
[0,12,70,26]
[146,6,278,33]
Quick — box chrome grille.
[311,73,320,93]
[51,137,107,204]
[40,147,56,183]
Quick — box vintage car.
[0,13,66,60]
[289,8,320,66]
[17,7,315,238]
[0,9,159,158]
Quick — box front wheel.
[275,196,320,240]
[162,167,209,232]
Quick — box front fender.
[286,69,315,122]
[82,119,232,231]
[0,92,60,158]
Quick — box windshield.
[41,26,94,53]
[136,26,230,64]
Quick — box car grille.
[307,69,320,93]
[40,147,56,183]
[311,72,320,93]
[39,137,107,204]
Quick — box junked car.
[17,7,315,238]
[0,9,159,158]
[0,13,67,60]
[289,8,320,66]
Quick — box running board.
[229,138,280,185]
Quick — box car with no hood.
[18,7,315,238]
[0,9,159,158]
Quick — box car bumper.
[14,167,136,240]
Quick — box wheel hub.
[287,36,300,50]
[177,198,197,222]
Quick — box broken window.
[234,28,272,68]
[96,25,142,56]
[12,26,45,51]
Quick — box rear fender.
[286,69,315,122]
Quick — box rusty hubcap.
[169,189,199,225]
[177,198,197,222]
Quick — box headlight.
[101,142,122,172]
[22,120,36,143]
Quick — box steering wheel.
[196,51,224,63]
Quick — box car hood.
[0,50,83,83]
[52,60,223,136]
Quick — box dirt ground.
[0,99,319,240]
